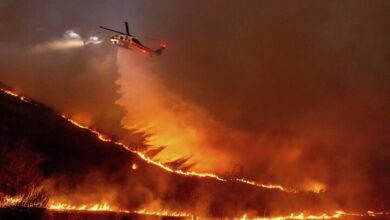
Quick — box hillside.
[0,85,323,218]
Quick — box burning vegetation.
[0,86,389,219]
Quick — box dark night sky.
[0,0,389,208]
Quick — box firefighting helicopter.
[100,22,166,56]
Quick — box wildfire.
[0,88,29,103]
[235,179,297,193]
[48,202,113,212]
[0,193,46,208]
[134,209,196,218]
[0,86,317,194]
[0,195,23,207]
[2,196,389,220]
[131,163,138,170]
[303,181,326,193]
[367,211,390,217]
[60,114,299,193]
[238,211,344,220]
[237,211,390,220]
[47,201,196,219]
[45,202,390,220]
[1,86,389,220]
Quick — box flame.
[48,202,113,212]
[47,201,196,218]
[1,88,389,219]
[46,202,390,220]
[0,88,30,103]
[60,114,298,193]
[302,181,327,193]
[237,211,345,220]
[237,211,390,220]
[116,51,241,174]
[0,87,299,193]
[235,179,297,193]
[0,87,320,193]
[134,209,195,218]
[0,193,45,208]
[3,195,388,220]
[366,210,390,217]
[0,195,23,207]
[0,87,331,198]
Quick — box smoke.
[1,0,389,212]
[114,1,390,210]
[116,49,234,173]
[0,0,126,137]
[30,30,102,53]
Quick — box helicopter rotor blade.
[99,26,129,36]
[125,22,131,36]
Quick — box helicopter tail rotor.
[155,42,167,56]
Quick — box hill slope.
[0,85,322,218]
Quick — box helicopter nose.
[110,37,118,44]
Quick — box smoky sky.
[1,0,390,210]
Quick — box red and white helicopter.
[100,22,166,56]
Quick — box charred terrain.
[0,84,388,220]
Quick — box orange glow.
[1,75,390,220]
[0,194,46,208]
[48,202,113,212]
[160,43,167,48]
[69,113,94,127]
[237,211,346,220]
[0,87,321,194]
[47,201,387,220]
[116,51,237,173]
[47,201,196,218]
[0,88,29,103]
[2,196,388,220]
[115,51,311,193]
[46,202,390,220]
[134,209,195,218]
[302,180,327,193]
[59,113,297,193]
[235,179,297,193]
[366,210,390,217]
[0,195,23,207]
[237,211,390,220]
[238,212,339,220]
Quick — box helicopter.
[100,22,166,56]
